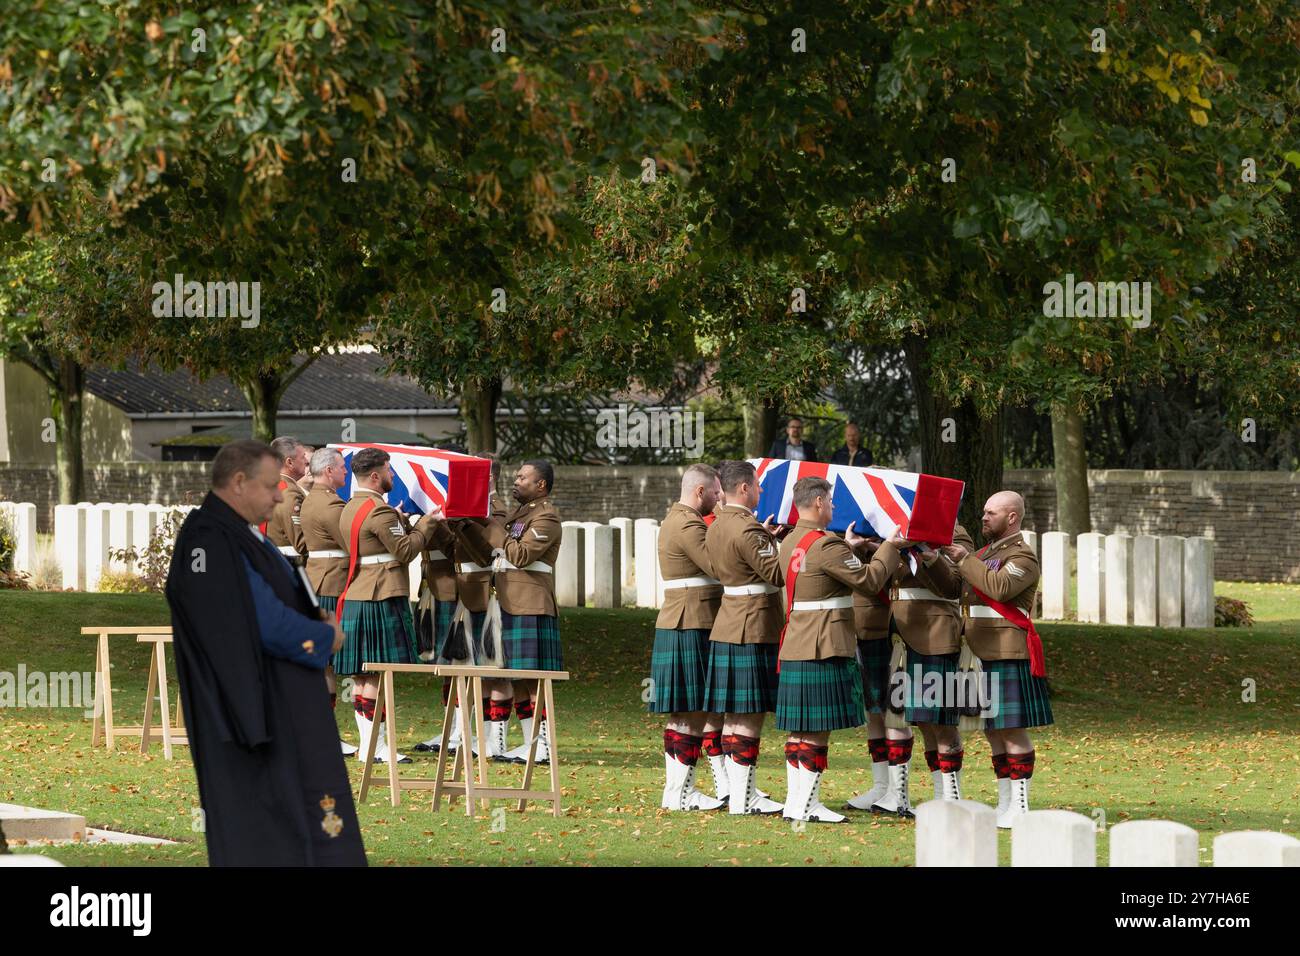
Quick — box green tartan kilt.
[856,638,892,714]
[648,628,711,714]
[333,597,419,675]
[318,595,338,618]
[981,659,1054,730]
[429,599,458,660]
[435,608,489,665]
[702,642,779,715]
[776,657,866,733]
[902,647,962,726]
[501,610,563,671]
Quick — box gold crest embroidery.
[320,793,343,838]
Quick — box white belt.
[426,550,448,561]
[662,576,721,590]
[967,605,1003,619]
[457,562,490,574]
[723,583,779,596]
[359,553,397,566]
[308,549,347,559]
[896,588,959,604]
[277,545,300,558]
[494,559,553,574]
[791,596,854,611]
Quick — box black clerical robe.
[164,492,366,866]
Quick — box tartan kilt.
[982,659,1054,730]
[334,597,419,675]
[856,638,892,714]
[702,642,779,715]
[902,647,962,726]
[318,595,338,618]
[776,657,866,733]
[436,609,490,665]
[648,628,711,714]
[501,610,563,671]
[428,599,458,660]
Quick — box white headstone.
[1040,531,1070,620]
[1076,532,1106,623]
[1109,820,1199,867]
[1104,533,1134,626]
[589,524,621,609]
[915,799,998,867]
[609,517,635,587]
[1213,831,1300,867]
[127,504,155,574]
[1011,809,1096,867]
[55,504,86,591]
[5,502,38,575]
[106,503,133,574]
[1132,535,1159,627]
[1157,535,1185,628]
[634,518,661,608]
[1183,536,1215,628]
[1021,530,1037,555]
[556,521,586,608]
[580,521,603,605]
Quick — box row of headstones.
[916,802,1300,866]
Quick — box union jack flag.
[747,458,965,545]
[328,443,493,519]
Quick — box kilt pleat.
[317,595,338,617]
[429,599,458,659]
[776,658,866,733]
[501,610,563,671]
[982,659,1054,730]
[702,642,779,715]
[902,647,961,726]
[333,597,419,675]
[856,638,892,714]
[648,628,710,713]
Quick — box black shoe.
[412,741,438,753]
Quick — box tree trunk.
[903,333,1004,540]
[242,375,280,443]
[742,398,780,458]
[461,377,502,454]
[1050,402,1092,539]
[48,360,85,504]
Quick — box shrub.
[96,569,151,593]
[106,504,188,593]
[0,507,16,572]
[0,568,32,590]
[1214,596,1254,628]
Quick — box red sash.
[258,479,289,536]
[971,587,1046,678]
[777,529,826,673]
[335,497,376,620]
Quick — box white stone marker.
[580,520,604,605]
[589,524,621,609]
[85,502,114,591]
[1183,536,1215,628]
[1040,531,1070,620]
[1213,831,1300,867]
[7,502,38,575]
[1021,530,1037,555]
[1109,820,1199,867]
[915,799,998,867]
[556,521,586,608]
[609,517,635,587]
[127,504,155,574]
[55,504,86,591]
[1011,809,1096,867]
[1076,532,1106,623]
[1132,535,1159,627]
[1104,533,1134,626]
[107,503,133,574]
[1157,535,1185,628]
[634,518,660,608]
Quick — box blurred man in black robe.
[165,439,367,866]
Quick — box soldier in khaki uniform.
[335,447,445,763]
[265,436,310,562]
[460,459,563,764]
[776,476,907,823]
[943,491,1051,829]
[300,446,356,755]
[651,464,726,812]
[702,460,786,815]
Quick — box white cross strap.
[307,549,347,559]
[662,576,721,590]
[723,583,780,596]
[896,587,959,604]
[791,595,854,611]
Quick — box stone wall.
[2,462,1296,582]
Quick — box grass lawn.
[2,581,1297,866]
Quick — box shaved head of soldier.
[980,490,1025,541]
[793,476,833,526]
[718,460,760,510]
[680,463,721,515]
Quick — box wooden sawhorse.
[357,662,444,807]
[83,625,173,752]
[137,632,188,759]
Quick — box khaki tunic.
[300,486,348,597]
[655,502,722,631]
[777,519,901,660]
[267,474,307,560]
[452,521,494,614]
[958,531,1040,661]
[420,521,458,603]
[704,504,784,645]
[891,523,976,656]
[337,489,439,602]
[464,496,562,617]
